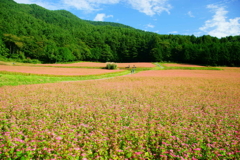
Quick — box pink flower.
[135,152,142,155]
[162,142,169,146]
[170,153,177,157]
[193,148,201,151]
[160,155,167,157]
[117,150,123,152]
[81,123,89,127]
[56,136,62,140]
[14,138,24,143]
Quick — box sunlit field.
[0,67,239,159]
[0,65,122,76]
[38,62,156,68]
[162,63,205,68]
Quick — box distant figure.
[131,65,136,74]
[126,65,130,68]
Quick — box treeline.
[0,0,239,66]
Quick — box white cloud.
[127,0,172,16]
[199,4,240,38]
[146,24,155,28]
[63,0,172,15]
[187,11,194,18]
[94,13,113,21]
[15,0,172,16]
[62,0,120,12]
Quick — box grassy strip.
[0,70,129,87]
[0,70,126,77]
[164,66,222,70]
[124,63,161,72]
[160,63,222,70]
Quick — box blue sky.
[14,0,240,38]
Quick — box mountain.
[0,0,239,66]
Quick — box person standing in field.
[131,65,136,74]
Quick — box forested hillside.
[0,0,239,66]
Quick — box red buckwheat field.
[0,65,239,159]
[38,62,156,68]
[0,65,121,76]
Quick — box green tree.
[57,47,75,62]
[100,44,113,62]
[0,39,9,57]
[149,35,163,62]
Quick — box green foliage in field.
[0,0,240,66]
[106,62,118,70]
[0,70,129,87]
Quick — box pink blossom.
[81,123,89,127]
[160,155,167,157]
[117,150,123,152]
[170,136,176,139]
[162,142,169,146]
[14,138,24,143]
[56,136,62,140]
[135,152,142,155]
[193,148,201,151]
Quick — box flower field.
[38,62,156,68]
[0,65,121,76]
[129,68,240,78]
[0,67,240,159]
[162,63,205,68]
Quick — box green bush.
[22,58,41,64]
[106,62,117,69]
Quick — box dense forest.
[0,0,239,66]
